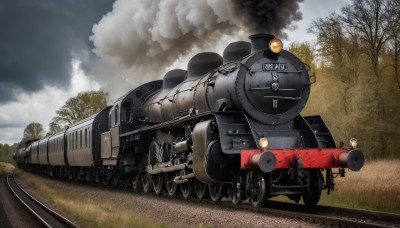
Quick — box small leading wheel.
[153,174,164,195]
[165,172,178,196]
[208,184,222,203]
[302,169,323,206]
[229,177,243,205]
[248,170,267,207]
[141,172,152,193]
[195,180,208,199]
[111,171,119,187]
[180,171,193,200]
[101,173,109,186]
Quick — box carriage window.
[80,130,82,148]
[115,105,119,125]
[122,100,132,123]
[85,128,87,148]
[88,128,91,149]
[75,132,78,150]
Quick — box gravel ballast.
[18,172,316,227]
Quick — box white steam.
[89,0,302,100]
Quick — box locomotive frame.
[14,34,365,207]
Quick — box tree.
[23,122,45,141]
[385,0,400,89]
[0,143,17,164]
[49,90,108,133]
[308,13,363,83]
[341,0,397,78]
[287,42,317,71]
[308,13,345,74]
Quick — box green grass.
[0,162,15,174]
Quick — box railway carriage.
[47,129,67,177]
[38,137,49,167]
[64,106,111,181]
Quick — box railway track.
[260,201,400,227]
[150,191,399,228]
[13,172,400,228]
[97,177,400,227]
[216,200,400,228]
[6,173,80,228]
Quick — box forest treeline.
[0,143,16,164]
[291,0,400,158]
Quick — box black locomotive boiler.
[15,34,364,207]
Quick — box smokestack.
[249,34,275,52]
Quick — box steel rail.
[7,173,80,228]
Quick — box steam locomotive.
[14,34,364,207]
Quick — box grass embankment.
[19,172,169,228]
[275,159,400,214]
[0,162,15,174]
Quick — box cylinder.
[250,151,277,173]
[173,139,191,153]
[338,149,365,171]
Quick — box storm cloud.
[0,0,114,104]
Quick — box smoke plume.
[90,0,303,97]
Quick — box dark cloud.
[0,0,114,104]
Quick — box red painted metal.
[241,148,351,169]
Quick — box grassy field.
[0,162,15,174]
[274,159,400,214]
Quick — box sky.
[0,0,349,145]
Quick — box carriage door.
[110,105,120,160]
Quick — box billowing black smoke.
[233,0,303,37]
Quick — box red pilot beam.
[241,148,364,172]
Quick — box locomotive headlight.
[349,138,358,148]
[269,38,283,54]
[259,137,269,150]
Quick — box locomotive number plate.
[262,63,288,71]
